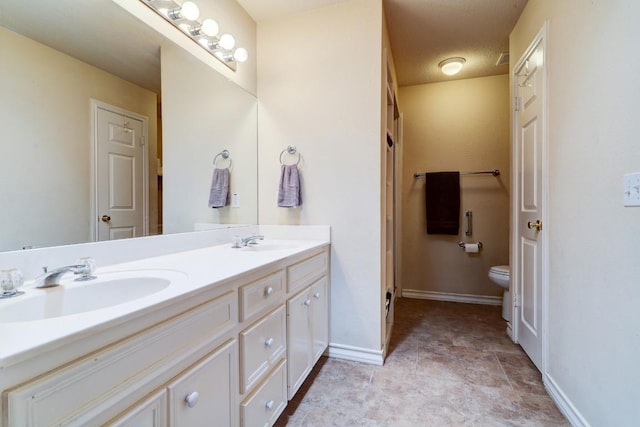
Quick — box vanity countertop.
[0,238,329,369]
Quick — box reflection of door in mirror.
[93,102,148,242]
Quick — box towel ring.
[213,149,232,169]
[279,145,301,166]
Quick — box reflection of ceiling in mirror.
[0,0,163,93]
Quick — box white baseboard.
[326,343,384,366]
[544,373,589,427]
[401,289,502,306]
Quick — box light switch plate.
[231,192,240,208]
[624,173,640,206]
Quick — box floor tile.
[275,298,568,426]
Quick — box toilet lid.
[490,265,509,276]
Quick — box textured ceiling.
[239,0,528,86]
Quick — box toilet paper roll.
[464,243,480,253]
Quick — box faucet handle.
[0,269,24,298]
[75,257,97,281]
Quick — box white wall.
[511,1,640,425]
[399,75,510,299]
[257,0,385,354]
[0,27,158,251]
[161,42,258,233]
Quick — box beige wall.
[161,42,258,232]
[257,0,385,355]
[399,75,510,299]
[0,27,158,251]
[511,0,640,424]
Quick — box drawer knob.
[264,286,274,297]
[314,292,321,299]
[304,299,311,306]
[265,337,275,348]
[185,391,199,408]
[265,400,275,410]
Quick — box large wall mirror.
[0,0,258,252]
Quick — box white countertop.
[0,238,328,369]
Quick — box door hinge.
[514,96,521,112]
[140,136,146,146]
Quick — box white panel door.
[95,103,146,241]
[514,35,546,371]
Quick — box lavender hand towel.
[277,164,302,207]
[208,168,230,208]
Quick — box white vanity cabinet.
[286,251,329,400]
[1,242,330,427]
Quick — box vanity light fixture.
[143,0,248,71]
[439,57,466,76]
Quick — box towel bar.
[414,169,500,179]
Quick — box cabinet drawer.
[106,389,167,427]
[239,305,286,393]
[167,340,237,427]
[4,291,236,427]
[287,251,328,294]
[239,270,285,321]
[240,360,287,427]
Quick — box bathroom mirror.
[0,0,258,252]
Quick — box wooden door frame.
[90,99,149,242]
[510,22,549,373]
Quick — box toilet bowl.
[488,265,511,322]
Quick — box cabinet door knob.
[265,400,275,410]
[304,299,311,306]
[314,292,321,299]
[264,286,274,297]
[265,337,275,348]
[185,391,199,408]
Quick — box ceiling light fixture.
[439,57,466,76]
[144,0,248,71]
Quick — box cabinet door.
[310,277,329,364]
[286,290,312,400]
[167,339,237,426]
[106,390,167,427]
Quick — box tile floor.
[275,298,569,426]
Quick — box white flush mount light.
[439,57,466,76]
[144,0,248,71]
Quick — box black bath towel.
[425,171,460,235]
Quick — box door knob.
[101,215,111,223]
[527,220,542,231]
[185,391,199,408]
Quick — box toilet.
[488,265,511,321]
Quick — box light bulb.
[180,1,200,21]
[438,57,465,76]
[219,33,235,50]
[201,18,219,37]
[233,48,248,63]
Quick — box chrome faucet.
[240,234,264,247]
[36,258,96,288]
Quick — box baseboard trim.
[401,289,502,306]
[326,343,384,366]
[544,373,589,427]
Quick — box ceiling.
[0,0,527,91]
[238,0,528,86]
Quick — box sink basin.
[0,269,186,323]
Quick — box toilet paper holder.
[458,241,483,250]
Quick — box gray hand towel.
[208,168,230,208]
[278,164,302,207]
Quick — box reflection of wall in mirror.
[162,42,258,234]
[0,26,158,251]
